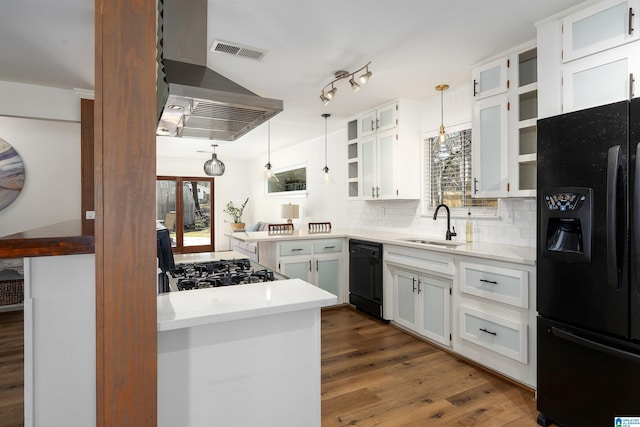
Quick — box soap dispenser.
[465,210,473,243]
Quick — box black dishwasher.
[349,239,384,320]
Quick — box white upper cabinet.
[349,100,421,200]
[472,57,509,99]
[472,43,538,198]
[360,102,398,137]
[472,95,509,197]
[537,0,640,115]
[563,0,640,63]
[562,43,640,111]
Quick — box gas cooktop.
[170,258,286,291]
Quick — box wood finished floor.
[0,306,546,427]
[0,310,23,427]
[321,306,542,427]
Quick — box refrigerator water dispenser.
[540,187,592,263]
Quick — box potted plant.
[223,197,249,231]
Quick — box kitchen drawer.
[313,239,343,254]
[384,245,454,277]
[459,305,527,363]
[459,261,528,308]
[279,242,312,256]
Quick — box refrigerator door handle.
[551,326,640,364]
[635,143,640,294]
[607,145,622,289]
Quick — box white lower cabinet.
[394,268,451,347]
[385,245,454,348]
[274,239,345,303]
[453,257,536,388]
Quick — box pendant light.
[203,144,225,176]
[321,113,333,183]
[436,84,450,143]
[264,120,279,182]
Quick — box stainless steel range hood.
[157,0,283,141]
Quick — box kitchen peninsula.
[157,277,336,427]
[2,223,336,427]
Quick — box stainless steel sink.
[399,238,467,248]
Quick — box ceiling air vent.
[210,40,266,61]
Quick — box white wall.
[0,82,83,237]
[245,128,349,231]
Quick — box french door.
[156,176,214,253]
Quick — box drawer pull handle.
[324,246,336,249]
[291,248,304,252]
[412,277,417,293]
[479,327,497,336]
[479,279,498,285]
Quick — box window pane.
[183,180,211,247]
[426,129,497,209]
[267,166,307,193]
[156,180,177,247]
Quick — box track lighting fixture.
[319,62,372,104]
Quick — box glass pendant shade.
[264,120,279,182]
[320,113,333,183]
[204,152,225,176]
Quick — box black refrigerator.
[537,99,640,426]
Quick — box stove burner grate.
[173,258,278,291]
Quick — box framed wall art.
[0,138,25,210]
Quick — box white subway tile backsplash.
[347,197,536,248]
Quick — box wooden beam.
[94,0,157,425]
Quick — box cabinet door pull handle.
[630,7,635,35]
[630,73,635,100]
[480,279,498,285]
[473,178,479,194]
[309,260,312,272]
[372,186,375,198]
[412,277,417,293]
[370,120,375,132]
[417,280,422,294]
[324,246,335,249]
[473,79,478,97]
[316,260,319,271]
[376,186,380,198]
[291,248,304,252]
[479,328,497,336]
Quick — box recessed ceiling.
[1,0,587,160]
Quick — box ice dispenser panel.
[540,187,592,263]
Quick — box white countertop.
[157,279,337,331]
[227,228,536,266]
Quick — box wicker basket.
[0,280,24,306]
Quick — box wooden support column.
[94,0,157,425]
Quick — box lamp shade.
[281,204,299,223]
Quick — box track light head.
[326,86,337,100]
[319,93,330,105]
[349,76,360,92]
[359,69,372,85]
